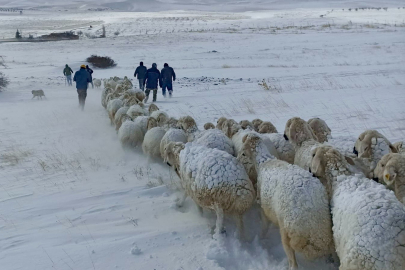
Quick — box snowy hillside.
[1,3,405,270]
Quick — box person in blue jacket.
[161,63,176,98]
[134,62,147,91]
[73,65,92,110]
[143,63,162,103]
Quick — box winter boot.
[169,90,173,98]
[144,96,149,103]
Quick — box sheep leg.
[214,204,226,236]
[175,192,187,208]
[280,228,298,270]
[235,215,245,240]
[260,208,269,238]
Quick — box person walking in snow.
[161,63,176,98]
[134,61,147,91]
[143,63,161,103]
[63,64,74,86]
[86,65,94,88]
[73,65,92,110]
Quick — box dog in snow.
[32,90,45,99]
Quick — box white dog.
[32,90,45,99]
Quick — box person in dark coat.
[134,61,147,91]
[143,63,161,103]
[63,64,74,86]
[160,63,176,98]
[86,65,94,88]
[73,65,92,110]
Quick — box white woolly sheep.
[257,121,278,134]
[101,87,113,108]
[107,99,124,125]
[307,117,331,143]
[93,78,102,88]
[194,129,235,156]
[284,117,320,171]
[393,141,405,154]
[148,103,159,114]
[164,117,179,130]
[204,122,215,130]
[374,153,405,204]
[133,116,150,135]
[150,110,169,127]
[127,104,147,120]
[239,134,334,269]
[262,133,295,164]
[142,118,167,159]
[353,130,398,178]
[251,118,263,132]
[117,119,144,149]
[163,142,255,238]
[239,120,254,130]
[114,106,129,131]
[311,146,405,270]
[216,117,228,129]
[159,128,188,159]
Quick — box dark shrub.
[86,55,117,69]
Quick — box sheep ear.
[242,134,249,143]
[345,156,355,166]
[389,144,398,153]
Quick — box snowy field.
[1,2,405,270]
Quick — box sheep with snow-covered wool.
[142,118,167,159]
[239,120,254,130]
[204,122,215,130]
[101,87,114,108]
[150,110,169,127]
[164,117,179,129]
[311,145,405,270]
[257,121,278,134]
[133,116,149,135]
[160,128,188,160]
[373,153,405,204]
[307,117,331,143]
[148,103,159,114]
[262,133,295,164]
[177,116,235,155]
[216,117,227,129]
[114,106,129,131]
[117,119,144,149]
[163,141,255,238]
[107,99,124,125]
[352,129,398,178]
[239,134,334,269]
[127,104,147,120]
[93,78,102,88]
[393,141,405,155]
[284,117,320,171]
[251,118,263,132]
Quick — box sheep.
[263,133,295,164]
[150,110,169,127]
[216,117,227,129]
[374,153,405,204]
[204,122,215,130]
[127,104,147,120]
[353,130,398,177]
[284,117,320,171]
[163,141,255,238]
[142,118,167,159]
[93,78,102,88]
[133,116,150,135]
[239,134,334,269]
[251,118,263,132]
[114,106,129,131]
[257,121,278,134]
[159,128,188,159]
[164,117,179,129]
[177,116,235,156]
[107,99,124,125]
[117,119,144,149]
[310,145,405,270]
[101,87,113,108]
[307,118,331,143]
[148,103,159,114]
[239,120,254,130]
[393,141,405,154]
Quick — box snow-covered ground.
[1,2,404,270]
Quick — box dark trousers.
[145,88,157,102]
[162,81,173,96]
[77,89,87,109]
[138,79,145,91]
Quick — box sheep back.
[142,127,167,158]
[160,129,188,159]
[194,129,235,156]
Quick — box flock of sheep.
[100,76,405,270]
